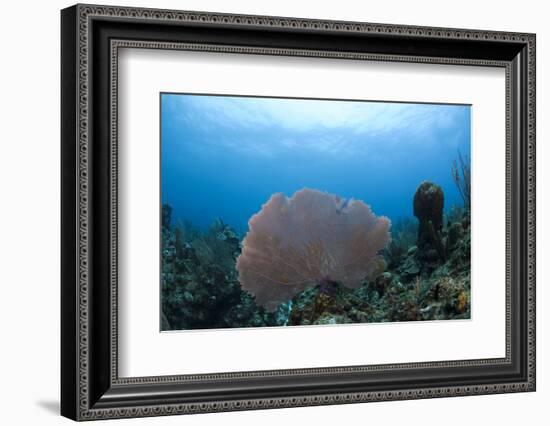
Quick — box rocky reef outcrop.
[161,205,290,330]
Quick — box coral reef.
[161,181,471,330]
[287,181,471,325]
[287,214,470,324]
[236,188,391,312]
[161,205,289,330]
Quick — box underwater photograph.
[160,93,471,331]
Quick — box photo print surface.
[160,93,471,331]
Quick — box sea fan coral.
[236,188,391,312]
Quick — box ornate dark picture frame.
[61,4,536,421]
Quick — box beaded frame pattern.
[74,4,535,420]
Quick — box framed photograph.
[61,4,536,421]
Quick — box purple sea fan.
[236,188,391,312]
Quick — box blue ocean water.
[161,93,470,235]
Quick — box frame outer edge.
[76,2,92,420]
[67,4,536,421]
[61,4,80,422]
[527,34,536,390]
